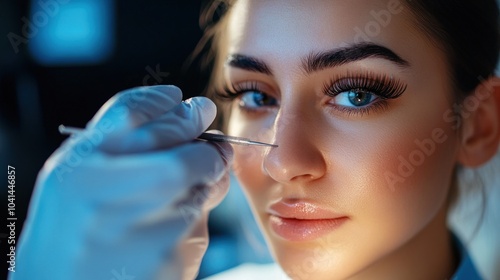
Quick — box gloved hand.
[11,85,232,280]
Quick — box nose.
[262,106,327,184]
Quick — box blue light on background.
[29,0,115,66]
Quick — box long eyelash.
[322,72,407,99]
[215,81,261,101]
[214,86,235,101]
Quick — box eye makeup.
[219,71,407,117]
[217,81,268,100]
[322,71,407,101]
[322,71,407,117]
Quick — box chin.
[267,240,353,280]
[256,216,355,280]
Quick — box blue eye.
[322,73,407,116]
[333,90,377,107]
[239,91,278,109]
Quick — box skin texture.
[222,1,465,279]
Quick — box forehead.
[227,0,419,62]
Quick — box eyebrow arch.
[226,54,273,75]
[302,43,410,74]
[226,43,410,76]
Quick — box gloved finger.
[205,129,234,166]
[176,213,209,280]
[43,142,227,206]
[200,130,233,209]
[85,85,183,134]
[98,96,217,154]
[203,171,231,211]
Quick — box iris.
[348,91,373,107]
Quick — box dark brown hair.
[403,0,499,96]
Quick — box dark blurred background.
[0,0,272,278]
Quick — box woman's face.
[225,0,460,278]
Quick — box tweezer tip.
[264,143,279,148]
[251,142,278,148]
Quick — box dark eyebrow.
[226,54,273,75]
[226,43,409,76]
[302,43,410,74]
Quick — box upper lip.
[267,200,347,220]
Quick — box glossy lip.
[267,200,349,241]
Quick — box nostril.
[261,136,327,184]
[290,173,317,182]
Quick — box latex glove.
[11,85,232,280]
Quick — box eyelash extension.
[322,72,407,100]
[215,81,263,101]
[321,72,407,117]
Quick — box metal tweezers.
[58,125,278,148]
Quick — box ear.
[458,76,500,167]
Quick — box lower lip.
[269,215,348,242]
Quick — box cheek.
[354,121,457,220]
[228,108,274,206]
[330,104,460,260]
[232,145,267,192]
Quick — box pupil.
[348,91,371,106]
[253,93,265,105]
[254,92,274,106]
